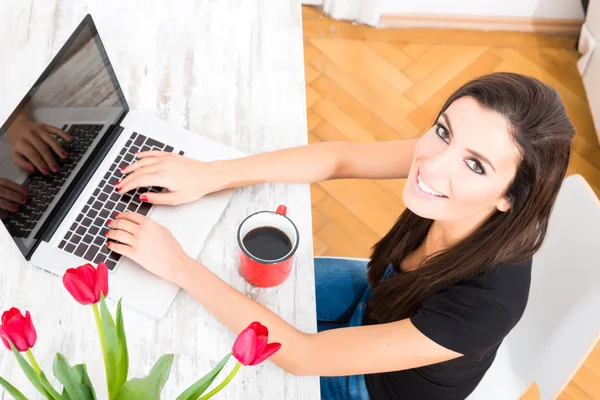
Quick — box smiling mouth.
[416,169,448,198]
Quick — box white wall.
[378,0,585,20]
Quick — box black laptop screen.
[0,15,127,256]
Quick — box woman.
[107,72,574,399]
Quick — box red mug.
[237,205,299,288]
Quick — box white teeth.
[417,173,445,197]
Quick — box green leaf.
[100,294,118,399]
[0,375,28,400]
[115,299,129,393]
[3,337,53,399]
[115,354,174,400]
[37,370,63,400]
[73,364,97,400]
[53,353,95,400]
[175,353,231,400]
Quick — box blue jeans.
[315,257,373,400]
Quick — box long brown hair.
[366,72,575,323]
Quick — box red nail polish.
[105,230,109,236]
[26,166,34,173]
[21,187,28,194]
[51,165,59,172]
[140,195,148,202]
[119,167,126,172]
[116,181,121,186]
[20,196,27,203]
[43,167,50,174]
[11,205,18,212]
[115,213,120,218]
[107,242,111,247]
[117,187,122,193]
[0,212,6,219]
[107,220,112,226]
[61,152,67,158]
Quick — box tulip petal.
[94,262,109,301]
[23,311,37,349]
[63,272,96,305]
[0,326,11,351]
[3,308,23,326]
[232,328,257,366]
[79,264,97,289]
[251,342,282,366]
[255,335,268,355]
[248,321,268,337]
[0,326,28,352]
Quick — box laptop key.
[138,202,152,216]
[74,243,87,257]
[84,245,99,262]
[105,259,117,271]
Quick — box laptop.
[0,15,245,318]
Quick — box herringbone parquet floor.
[302,5,600,399]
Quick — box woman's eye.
[466,159,485,175]
[435,124,449,142]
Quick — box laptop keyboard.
[58,132,183,271]
[4,124,103,239]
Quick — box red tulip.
[62,262,109,305]
[232,322,281,366]
[0,308,37,352]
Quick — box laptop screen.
[0,15,127,257]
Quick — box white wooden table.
[0,1,319,399]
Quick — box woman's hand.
[6,116,72,174]
[106,212,193,283]
[0,178,28,215]
[116,151,226,206]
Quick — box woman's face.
[403,96,521,222]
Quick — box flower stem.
[25,349,41,375]
[198,362,242,400]
[93,303,111,400]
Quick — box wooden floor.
[301,6,600,400]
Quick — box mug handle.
[276,205,287,216]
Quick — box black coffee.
[243,226,292,261]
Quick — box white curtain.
[322,0,381,27]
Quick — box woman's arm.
[173,257,462,376]
[216,139,418,190]
[118,139,418,204]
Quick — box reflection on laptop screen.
[0,18,126,256]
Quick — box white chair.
[468,174,600,399]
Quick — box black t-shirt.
[363,259,532,400]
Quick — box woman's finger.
[135,150,172,159]
[120,157,162,175]
[42,124,72,142]
[106,241,133,258]
[108,218,139,235]
[39,129,68,159]
[0,178,28,195]
[17,142,49,174]
[115,211,147,226]
[137,191,182,206]
[11,153,35,174]
[26,132,58,172]
[0,187,27,205]
[106,228,135,247]
[0,198,18,212]
[117,171,163,194]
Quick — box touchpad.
[148,189,234,259]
